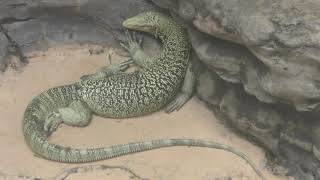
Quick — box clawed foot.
[80,59,133,81]
[113,58,134,71]
[80,30,142,81]
[100,58,133,74]
[120,30,143,56]
[44,112,62,135]
[165,93,191,113]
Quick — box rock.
[0,0,32,23]
[3,17,114,54]
[196,65,228,106]
[189,28,243,84]
[0,0,161,71]
[0,31,9,71]
[196,65,320,179]
[153,0,320,113]
[196,67,282,154]
[189,27,279,103]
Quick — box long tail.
[23,85,265,180]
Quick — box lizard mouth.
[122,19,133,28]
[122,18,144,30]
[122,16,151,32]
[122,13,158,33]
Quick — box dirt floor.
[0,44,292,180]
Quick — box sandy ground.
[0,44,292,180]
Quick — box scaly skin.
[22,12,264,179]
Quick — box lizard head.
[122,11,165,33]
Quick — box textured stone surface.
[153,0,320,113]
[0,31,9,71]
[0,0,31,23]
[2,17,113,53]
[196,66,320,179]
[0,0,161,71]
[196,67,282,155]
[189,28,279,104]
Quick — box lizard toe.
[165,94,190,113]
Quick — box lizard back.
[78,12,191,118]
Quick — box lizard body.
[23,12,264,179]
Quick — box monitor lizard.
[22,11,264,179]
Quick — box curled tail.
[23,85,265,180]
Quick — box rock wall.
[153,0,320,113]
[197,65,319,179]
[0,30,9,71]
[151,0,320,179]
[0,0,162,71]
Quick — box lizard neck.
[151,16,190,66]
[140,15,190,88]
